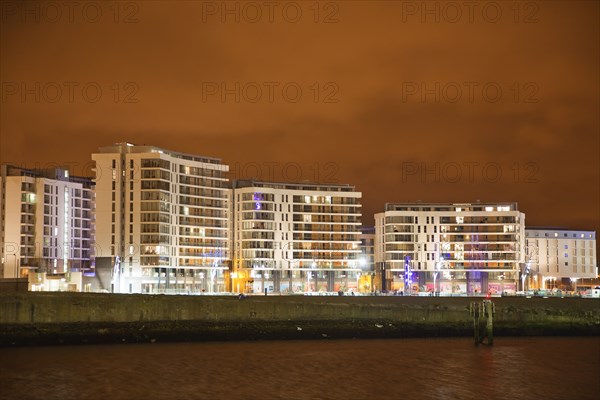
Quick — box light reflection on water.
[1,337,599,400]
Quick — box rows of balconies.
[242,231,275,240]
[178,249,229,257]
[141,213,171,223]
[292,252,360,260]
[140,169,171,180]
[140,234,172,244]
[140,159,171,170]
[179,206,227,219]
[240,212,275,221]
[292,196,359,206]
[140,180,170,191]
[140,201,171,213]
[178,217,228,227]
[179,187,228,199]
[178,238,228,247]
[179,175,228,188]
[439,216,518,224]
[178,227,228,237]
[385,252,518,261]
[384,243,516,252]
[178,196,225,209]
[241,202,275,211]
[292,205,361,214]
[293,224,361,232]
[178,164,225,178]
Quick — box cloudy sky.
[1,1,598,232]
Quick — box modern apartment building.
[525,228,597,291]
[0,165,94,291]
[375,203,525,294]
[92,143,231,294]
[231,180,362,294]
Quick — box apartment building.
[375,203,525,294]
[231,180,362,294]
[92,143,230,294]
[0,165,94,291]
[525,228,597,291]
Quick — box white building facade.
[375,203,526,294]
[231,180,362,294]
[525,228,597,291]
[0,165,94,291]
[92,143,231,294]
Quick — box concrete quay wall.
[1,293,598,345]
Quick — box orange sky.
[1,1,598,232]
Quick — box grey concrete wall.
[1,293,599,345]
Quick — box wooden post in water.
[469,300,495,346]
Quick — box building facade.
[0,165,94,291]
[525,228,597,291]
[92,143,231,294]
[231,180,362,294]
[375,203,525,294]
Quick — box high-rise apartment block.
[375,203,526,294]
[231,180,362,293]
[0,165,94,291]
[92,143,231,294]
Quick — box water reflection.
[1,337,598,400]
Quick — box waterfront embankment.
[1,292,598,346]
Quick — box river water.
[1,337,599,400]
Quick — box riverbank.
[1,292,598,346]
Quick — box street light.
[521,262,531,292]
